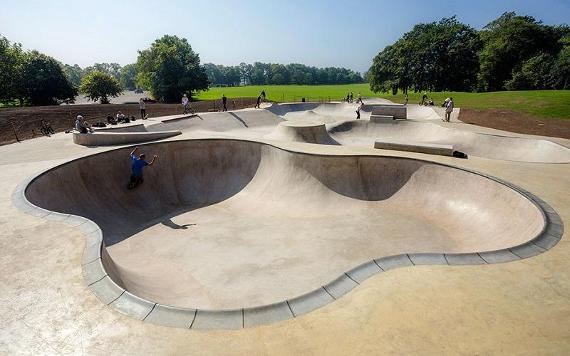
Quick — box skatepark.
[2,101,569,352]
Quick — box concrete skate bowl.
[22,139,563,329]
[328,120,570,163]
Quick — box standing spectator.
[139,98,147,120]
[182,93,190,114]
[260,90,266,101]
[349,92,354,103]
[356,102,363,119]
[404,93,409,106]
[222,94,228,111]
[255,95,262,108]
[421,92,428,105]
[445,97,454,122]
[346,93,350,102]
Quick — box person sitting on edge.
[40,120,54,136]
[106,114,117,125]
[116,111,126,123]
[127,146,158,189]
[75,115,92,134]
[445,97,454,122]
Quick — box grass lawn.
[196,84,570,120]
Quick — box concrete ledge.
[110,292,156,320]
[346,260,382,283]
[73,130,181,146]
[374,140,454,157]
[244,302,294,328]
[409,253,448,265]
[323,274,359,299]
[478,250,520,264]
[192,309,243,330]
[445,253,486,265]
[510,243,545,259]
[144,305,196,328]
[90,276,125,305]
[94,124,147,133]
[82,258,107,285]
[287,288,335,317]
[369,104,407,119]
[375,254,413,271]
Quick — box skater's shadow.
[161,218,196,230]
[229,112,248,127]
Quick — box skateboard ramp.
[328,120,570,163]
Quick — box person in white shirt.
[75,115,92,134]
[182,94,190,114]
[445,98,454,122]
[139,98,147,120]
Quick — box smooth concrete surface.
[374,139,455,156]
[1,102,569,353]
[265,121,339,145]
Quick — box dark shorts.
[128,174,144,189]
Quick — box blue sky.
[1,0,568,73]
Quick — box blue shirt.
[131,154,149,176]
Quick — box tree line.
[204,62,364,86]
[369,12,570,94]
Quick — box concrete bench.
[73,130,181,146]
[374,140,454,156]
[369,104,407,119]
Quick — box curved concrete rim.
[11,138,564,330]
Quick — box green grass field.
[196,84,570,120]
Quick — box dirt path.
[459,108,570,139]
[0,98,257,145]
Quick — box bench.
[369,104,407,119]
[374,140,454,157]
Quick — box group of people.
[106,111,137,125]
[345,92,363,104]
[39,120,55,136]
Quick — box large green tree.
[0,35,24,103]
[19,51,76,105]
[80,70,122,104]
[478,12,563,91]
[119,63,138,90]
[62,64,84,87]
[369,17,481,94]
[136,35,209,102]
